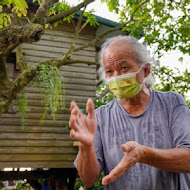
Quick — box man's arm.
[77,144,100,187]
[69,99,100,187]
[102,141,190,185]
[143,146,190,172]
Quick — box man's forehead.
[104,40,134,55]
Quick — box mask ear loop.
[136,64,146,87]
[136,64,144,74]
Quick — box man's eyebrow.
[104,66,111,70]
[119,60,129,65]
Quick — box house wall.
[0,23,97,168]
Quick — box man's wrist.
[139,145,153,164]
[80,142,94,152]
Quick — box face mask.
[105,66,144,99]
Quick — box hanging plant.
[18,88,28,127]
[36,64,65,122]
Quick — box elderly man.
[69,35,190,190]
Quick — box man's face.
[102,39,145,84]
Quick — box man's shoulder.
[95,99,118,115]
[153,90,186,107]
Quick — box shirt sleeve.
[171,99,190,150]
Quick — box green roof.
[75,10,121,28]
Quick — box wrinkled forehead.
[103,39,135,63]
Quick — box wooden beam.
[0,168,77,181]
[0,170,51,181]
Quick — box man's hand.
[69,98,97,147]
[102,141,146,185]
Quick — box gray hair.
[99,35,154,89]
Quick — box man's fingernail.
[102,181,107,185]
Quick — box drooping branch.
[32,0,57,25]
[47,0,95,24]
[0,55,97,115]
[74,0,148,52]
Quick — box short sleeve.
[171,103,190,150]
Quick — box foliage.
[74,179,85,190]
[49,1,75,27]
[34,64,65,122]
[49,1,99,29]
[74,173,104,190]
[0,0,28,28]
[96,82,115,108]
[18,88,28,127]
[88,173,104,190]
[18,64,66,126]
[38,178,45,185]
[16,182,27,190]
[33,0,42,5]
[83,10,99,27]
[101,0,190,57]
[153,65,190,108]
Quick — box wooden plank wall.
[0,24,97,168]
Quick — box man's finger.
[102,161,125,185]
[70,129,80,141]
[69,109,78,130]
[86,98,95,118]
[70,100,77,111]
[121,142,135,153]
[102,151,136,185]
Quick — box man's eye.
[106,70,112,74]
[121,66,127,70]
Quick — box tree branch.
[0,23,44,52]
[64,8,86,58]
[47,0,95,24]
[34,57,98,67]
[32,0,57,25]
[131,0,148,19]
[0,55,97,115]
[1,43,19,57]
[74,0,148,52]
[74,23,127,52]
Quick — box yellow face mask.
[105,66,143,99]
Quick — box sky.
[68,0,189,72]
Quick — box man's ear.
[144,63,151,77]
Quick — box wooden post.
[55,177,67,190]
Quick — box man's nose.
[113,70,120,77]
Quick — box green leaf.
[13,0,28,8]
[0,0,11,5]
